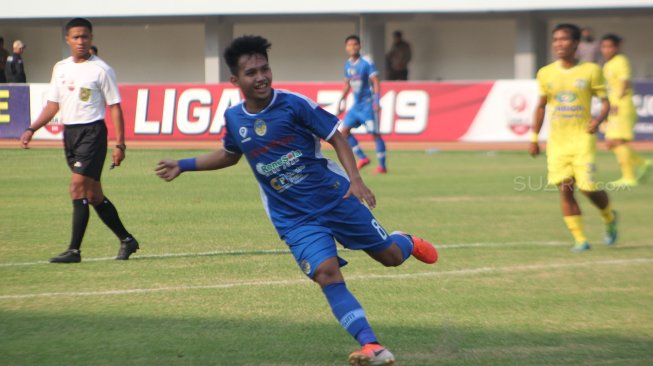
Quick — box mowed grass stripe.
[2,257,651,300]
[0,241,581,267]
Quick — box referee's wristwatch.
[116,144,127,152]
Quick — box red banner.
[109,82,493,142]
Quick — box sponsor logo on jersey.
[269,166,308,193]
[79,87,91,102]
[555,92,577,103]
[575,79,587,89]
[255,150,303,177]
[254,119,267,136]
[239,126,251,143]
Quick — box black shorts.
[63,120,107,181]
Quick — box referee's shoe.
[49,249,81,263]
[116,237,139,260]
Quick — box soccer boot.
[374,166,387,174]
[49,249,81,263]
[116,237,139,260]
[394,232,438,264]
[637,160,653,183]
[604,210,618,246]
[348,343,395,366]
[357,157,371,170]
[570,241,591,253]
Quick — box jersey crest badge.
[300,259,311,275]
[254,119,267,136]
[79,87,91,102]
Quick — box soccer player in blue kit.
[156,35,437,366]
[337,35,388,174]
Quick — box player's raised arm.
[327,130,376,209]
[155,149,242,182]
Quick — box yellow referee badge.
[79,87,91,102]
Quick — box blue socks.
[347,135,368,160]
[375,137,386,169]
[322,282,377,346]
[390,232,413,261]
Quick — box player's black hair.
[552,23,581,41]
[601,33,623,46]
[223,35,271,76]
[65,18,93,34]
[345,35,360,44]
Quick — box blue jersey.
[344,56,378,105]
[223,89,351,237]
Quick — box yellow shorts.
[604,98,636,141]
[547,149,598,191]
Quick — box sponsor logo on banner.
[633,81,653,140]
[507,92,531,135]
[0,85,30,138]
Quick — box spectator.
[0,37,9,83]
[385,30,412,80]
[576,27,601,64]
[90,45,98,56]
[6,40,27,83]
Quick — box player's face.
[600,39,618,61]
[231,53,272,104]
[66,26,93,61]
[345,39,361,58]
[552,29,578,60]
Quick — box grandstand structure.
[1,1,652,83]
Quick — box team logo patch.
[74,161,83,168]
[254,119,267,136]
[555,92,577,103]
[300,259,311,275]
[79,87,91,102]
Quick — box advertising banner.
[0,85,30,139]
[20,81,653,142]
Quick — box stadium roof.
[5,0,653,19]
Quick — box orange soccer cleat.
[410,234,438,264]
[348,343,395,366]
[357,157,371,170]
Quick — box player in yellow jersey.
[600,33,652,187]
[529,24,618,252]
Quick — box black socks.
[93,197,130,240]
[69,198,89,250]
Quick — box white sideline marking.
[0,257,651,300]
[0,241,570,268]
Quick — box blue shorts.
[282,196,393,278]
[343,102,379,133]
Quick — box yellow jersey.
[537,60,606,154]
[603,54,634,102]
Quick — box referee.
[20,18,139,263]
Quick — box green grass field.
[1,147,652,366]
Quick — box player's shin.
[69,198,90,250]
[322,282,378,346]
